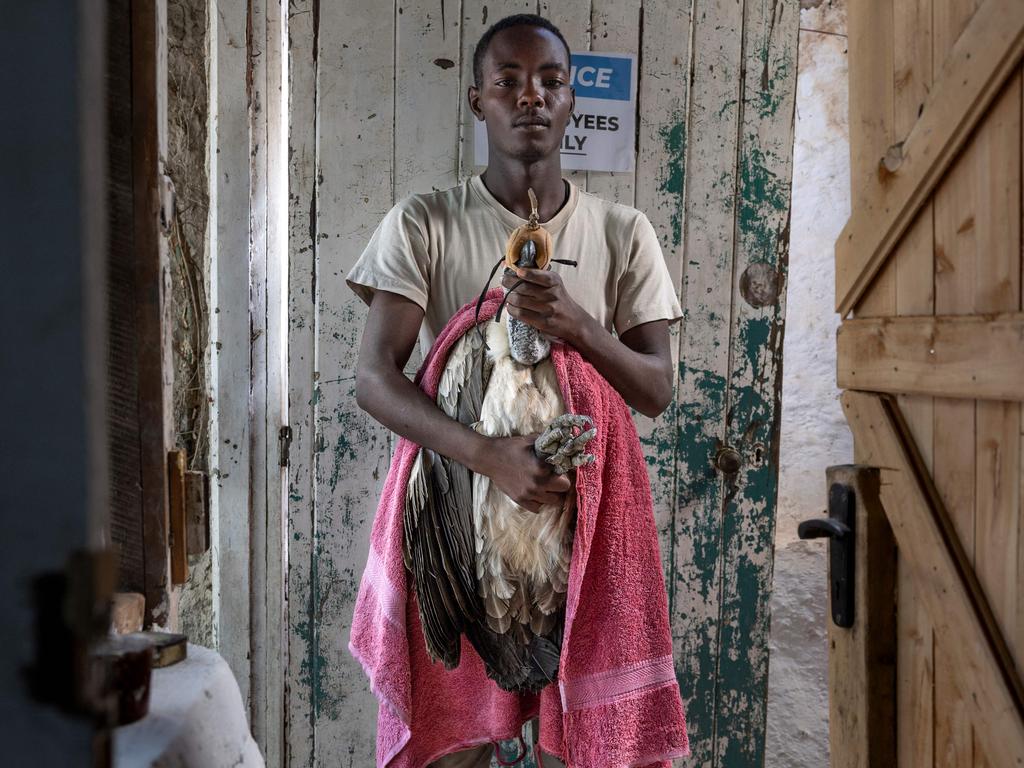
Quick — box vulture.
[402,189,596,693]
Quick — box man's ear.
[467,85,485,122]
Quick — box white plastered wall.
[765,2,850,766]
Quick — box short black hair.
[472,14,572,87]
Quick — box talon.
[561,427,597,455]
[547,428,596,466]
[572,453,596,467]
[534,414,597,474]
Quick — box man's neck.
[481,156,566,222]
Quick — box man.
[347,14,683,767]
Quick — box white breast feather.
[472,318,575,636]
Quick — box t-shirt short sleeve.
[613,213,684,335]
[345,197,431,311]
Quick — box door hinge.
[279,426,293,467]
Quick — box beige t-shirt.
[346,175,683,352]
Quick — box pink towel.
[349,288,690,767]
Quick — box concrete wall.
[765,2,850,766]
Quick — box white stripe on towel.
[559,654,676,711]
[364,545,405,629]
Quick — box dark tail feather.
[464,618,564,694]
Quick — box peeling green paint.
[738,145,789,259]
[287,2,797,765]
[658,119,687,249]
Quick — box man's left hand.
[500,266,589,344]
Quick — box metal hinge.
[279,426,293,467]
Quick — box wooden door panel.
[285,1,798,765]
[839,0,1024,760]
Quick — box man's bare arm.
[574,317,674,418]
[353,289,571,513]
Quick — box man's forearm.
[355,364,490,472]
[568,314,673,418]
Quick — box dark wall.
[0,2,104,763]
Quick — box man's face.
[469,26,575,163]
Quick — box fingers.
[500,274,556,302]
[505,293,555,317]
[513,266,558,286]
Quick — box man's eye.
[496,79,516,87]
[545,80,565,88]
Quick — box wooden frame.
[837,313,1024,401]
[834,0,1024,316]
[131,0,173,627]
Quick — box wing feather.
[402,326,497,669]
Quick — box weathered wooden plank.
[835,0,1024,316]
[715,0,797,763]
[931,4,985,762]
[933,389,975,767]
[132,0,173,628]
[842,391,1024,768]
[892,13,936,753]
[846,0,894,209]
[836,313,1024,401]
[825,465,897,768]
[249,0,270,746]
[394,0,464,376]
[977,400,1023,673]
[312,0,397,762]
[1020,412,1024,686]
[668,0,745,763]
[631,0,691,617]
[285,0,319,763]
[210,0,251,700]
[260,0,289,762]
[395,0,462,197]
[847,0,894,322]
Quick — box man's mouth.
[514,116,550,129]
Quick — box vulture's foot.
[534,414,596,475]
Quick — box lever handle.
[797,517,851,541]
[797,482,857,628]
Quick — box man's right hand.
[355,290,572,515]
[474,434,572,514]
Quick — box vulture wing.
[403,326,493,668]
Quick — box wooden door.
[285,1,798,764]
[830,1,1024,765]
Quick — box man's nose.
[517,81,545,109]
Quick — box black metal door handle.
[798,483,856,628]
[797,517,850,541]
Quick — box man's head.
[468,15,575,164]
